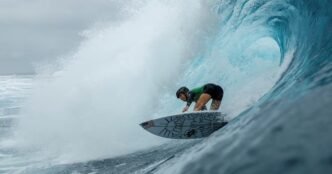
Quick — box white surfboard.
[140,111,227,139]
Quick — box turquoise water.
[0,0,331,173]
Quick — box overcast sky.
[0,0,127,75]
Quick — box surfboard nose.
[140,120,154,129]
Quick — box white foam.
[15,0,218,163]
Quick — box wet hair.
[176,86,189,98]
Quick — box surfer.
[176,83,224,112]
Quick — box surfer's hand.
[182,106,189,112]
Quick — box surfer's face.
[179,93,187,102]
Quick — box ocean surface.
[0,0,331,173]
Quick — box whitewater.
[0,0,331,173]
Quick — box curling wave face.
[158,0,332,173]
[2,0,331,173]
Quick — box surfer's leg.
[204,84,223,110]
[194,93,211,111]
[210,100,221,110]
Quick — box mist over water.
[15,0,219,162]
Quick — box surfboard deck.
[140,111,227,139]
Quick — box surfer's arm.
[183,98,193,112]
[183,92,195,112]
[182,105,189,112]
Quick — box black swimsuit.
[186,83,224,107]
[202,83,224,100]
